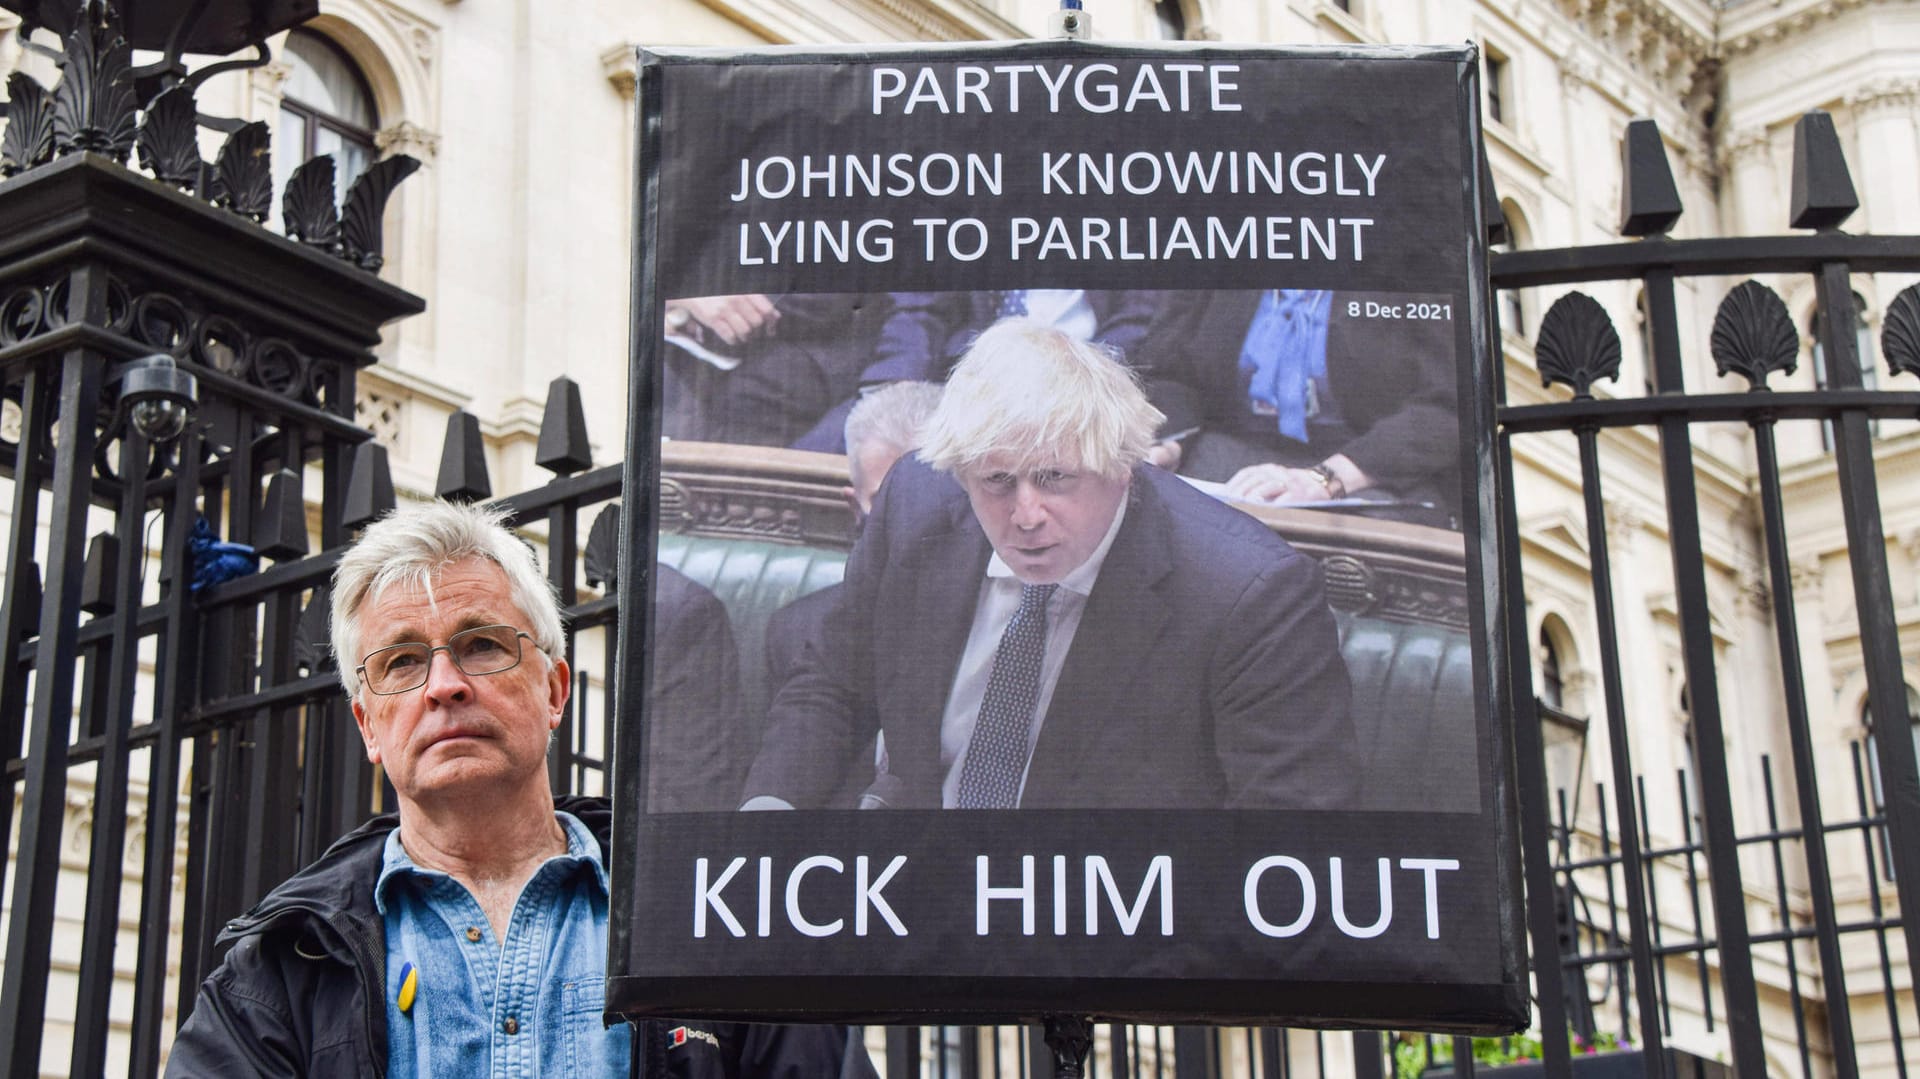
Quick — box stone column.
[1846,80,1920,236]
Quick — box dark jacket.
[649,565,750,813]
[167,796,874,1077]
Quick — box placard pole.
[1046,0,1090,40]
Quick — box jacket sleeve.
[165,936,312,1078]
[865,292,964,383]
[1135,291,1215,437]
[1210,547,1359,810]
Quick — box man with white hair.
[742,319,1355,811]
[841,380,945,521]
[170,500,873,1076]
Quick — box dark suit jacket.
[1145,290,1460,508]
[647,564,749,812]
[742,458,1355,810]
[764,583,882,807]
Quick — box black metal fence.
[0,66,1916,1079]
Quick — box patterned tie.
[955,583,1057,808]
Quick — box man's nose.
[421,648,472,702]
[1009,483,1047,530]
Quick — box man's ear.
[351,697,381,764]
[546,656,571,728]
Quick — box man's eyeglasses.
[357,625,538,695]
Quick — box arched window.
[1152,0,1187,39]
[1811,292,1877,448]
[273,29,378,227]
[1538,625,1563,709]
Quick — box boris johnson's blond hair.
[917,317,1163,483]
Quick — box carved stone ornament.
[1603,496,1645,534]
[1536,291,1623,397]
[1717,126,1770,172]
[49,1,136,163]
[1884,283,1920,380]
[281,154,341,252]
[1558,53,1595,93]
[1,72,56,176]
[354,387,402,447]
[211,121,273,222]
[340,154,421,271]
[1845,78,1920,120]
[373,120,440,161]
[1710,280,1798,389]
[136,83,202,191]
[1789,557,1823,597]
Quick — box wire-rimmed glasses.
[357,624,538,695]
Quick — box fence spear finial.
[344,442,396,529]
[436,410,493,504]
[253,468,310,560]
[1790,110,1858,231]
[1619,117,1683,237]
[536,376,592,476]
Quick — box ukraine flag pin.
[397,961,418,1014]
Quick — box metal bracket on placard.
[1048,0,1091,40]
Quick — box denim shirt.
[375,811,630,1077]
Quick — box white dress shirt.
[933,495,1129,807]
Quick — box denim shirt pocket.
[562,976,622,1074]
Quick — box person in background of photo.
[841,380,947,523]
[648,563,750,813]
[789,288,1167,453]
[168,500,875,1077]
[762,381,944,807]
[1142,289,1461,526]
[741,319,1355,811]
[661,292,887,450]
